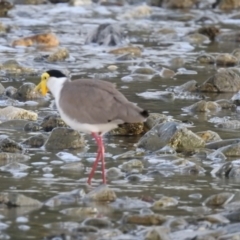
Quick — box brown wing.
[59,79,147,124]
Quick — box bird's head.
[35,69,66,96]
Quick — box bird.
[34,69,149,185]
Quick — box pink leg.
[87,133,102,185]
[98,136,106,184]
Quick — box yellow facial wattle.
[34,72,49,96]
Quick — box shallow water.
[1,2,240,239]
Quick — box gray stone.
[0,136,23,153]
[40,114,67,132]
[15,82,42,100]
[24,122,41,132]
[45,127,85,150]
[21,134,46,148]
[204,193,234,207]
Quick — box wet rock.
[196,130,221,143]
[108,122,144,135]
[216,99,236,109]
[197,54,215,64]
[0,192,42,207]
[0,162,29,173]
[4,86,17,98]
[12,33,59,48]
[204,192,234,207]
[184,33,210,45]
[0,106,37,121]
[144,113,168,130]
[114,150,145,160]
[120,5,152,19]
[159,67,175,78]
[125,213,169,225]
[182,100,221,112]
[45,127,85,150]
[219,233,240,240]
[152,196,178,210]
[0,152,29,165]
[163,0,196,8]
[198,26,220,41]
[61,207,97,216]
[213,162,233,177]
[138,122,205,152]
[83,184,116,202]
[83,217,112,228]
[72,225,98,234]
[197,69,240,92]
[40,114,67,132]
[85,23,126,46]
[232,91,240,105]
[220,142,240,157]
[45,189,85,207]
[60,162,84,172]
[96,229,122,239]
[145,226,170,240]
[121,159,144,173]
[14,82,42,100]
[216,119,240,129]
[110,197,151,211]
[170,57,185,67]
[172,80,198,93]
[167,218,188,231]
[109,46,142,56]
[21,134,46,148]
[132,67,157,75]
[0,136,23,153]
[24,122,41,132]
[0,0,13,17]
[206,139,240,150]
[47,48,69,62]
[204,214,230,224]
[216,53,238,66]
[0,60,35,75]
[215,0,240,10]
[106,167,123,180]
[69,0,92,6]
[228,166,240,178]
[224,201,240,211]
[181,164,205,175]
[0,83,5,96]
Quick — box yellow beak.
[34,80,48,96]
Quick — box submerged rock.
[40,114,67,132]
[45,127,85,150]
[125,213,169,225]
[216,53,238,66]
[152,196,178,210]
[0,152,29,165]
[85,23,126,46]
[83,184,116,202]
[0,0,13,17]
[0,106,37,121]
[108,122,144,135]
[182,100,221,112]
[0,192,42,207]
[12,33,59,47]
[21,134,46,148]
[83,217,112,228]
[0,60,35,75]
[197,54,215,64]
[0,137,23,153]
[198,69,240,92]
[106,167,123,180]
[138,122,205,152]
[204,193,234,207]
[121,159,144,173]
[47,48,69,62]
[109,46,142,56]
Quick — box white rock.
[0,106,37,121]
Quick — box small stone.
[121,159,144,173]
[185,33,210,45]
[196,130,221,143]
[120,5,152,19]
[182,100,221,112]
[109,46,142,56]
[125,213,169,225]
[12,33,59,47]
[108,122,144,135]
[204,214,230,224]
[220,142,240,157]
[15,83,42,100]
[0,136,23,153]
[152,197,178,210]
[198,26,220,41]
[144,113,168,130]
[45,127,85,150]
[132,67,157,75]
[0,0,13,17]
[0,153,29,165]
[107,65,118,71]
[83,184,116,202]
[170,57,185,67]
[24,122,41,132]
[40,114,67,132]
[204,192,234,207]
[85,23,126,46]
[60,162,84,171]
[106,167,123,180]
[197,54,215,64]
[0,162,30,172]
[172,80,197,93]
[159,68,175,78]
[145,226,170,240]
[83,218,112,228]
[0,192,42,207]
[61,207,97,216]
[47,48,69,62]
[0,106,37,121]
[232,48,240,61]
[216,53,238,66]
[0,60,35,75]
[4,86,17,98]
[21,134,46,148]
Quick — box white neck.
[47,77,67,100]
